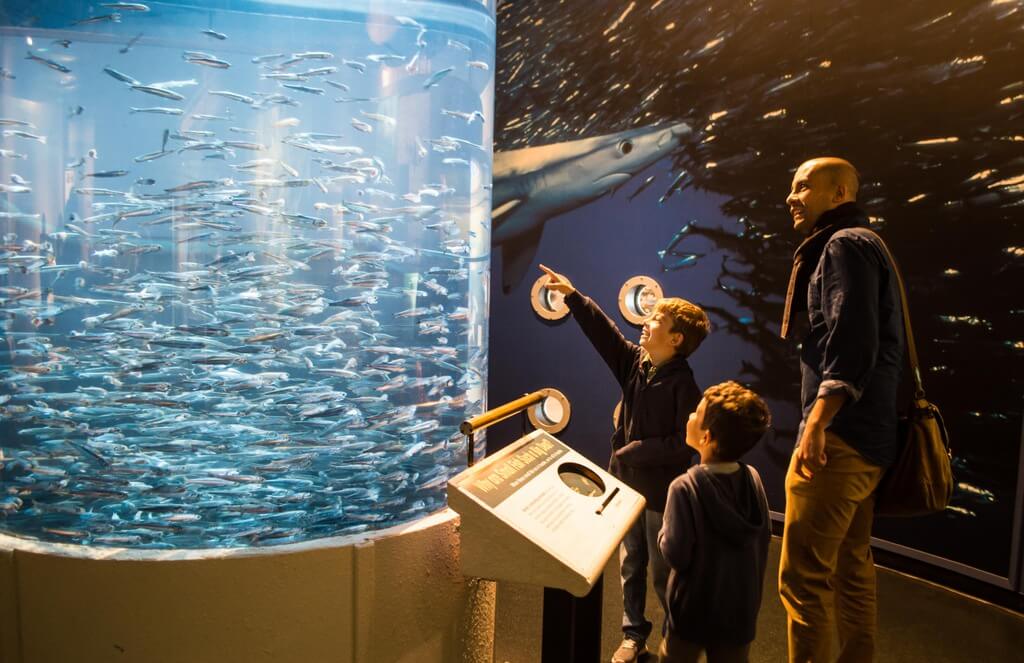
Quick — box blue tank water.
[0,0,494,548]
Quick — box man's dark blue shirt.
[790,202,905,467]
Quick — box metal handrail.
[460,389,558,467]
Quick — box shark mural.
[491,122,691,292]
[489,0,1024,580]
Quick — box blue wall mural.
[488,0,1024,580]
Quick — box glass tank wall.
[0,0,494,548]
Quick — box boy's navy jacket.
[564,290,700,510]
[659,464,770,645]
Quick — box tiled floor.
[494,537,1024,662]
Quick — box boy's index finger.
[538,264,558,279]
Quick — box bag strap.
[861,229,925,400]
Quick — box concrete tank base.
[0,509,493,663]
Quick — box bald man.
[777,158,905,662]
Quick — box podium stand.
[448,429,645,661]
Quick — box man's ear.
[833,183,847,203]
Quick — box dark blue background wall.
[487,0,1024,581]
[487,158,800,512]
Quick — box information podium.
[448,429,645,596]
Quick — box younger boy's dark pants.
[658,631,751,663]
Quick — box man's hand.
[794,422,828,479]
[793,392,847,479]
[539,264,575,295]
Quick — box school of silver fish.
[0,4,494,548]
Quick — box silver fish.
[441,108,484,123]
[423,67,455,89]
[185,54,231,69]
[119,33,144,54]
[367,54,405,64]
[231,158,276,170]
[2,130,46,143]
[359,110,396,126]
[129,107,183,115]
[251,53,286,63]
[281,213,326,227]
[73,13,122,25]
[149,78,198,90]
[394,16,423,28]
[103,66,139,85]
[131,85,185,101]
[299,66,337,76]
[282,84,324,95]
[133,149,173,162]
[103,3,150,12]
[405,49,423,73]
[0,184,31,193]
[84,170,129,178]
[165,179,232,193]
[223,141,267,151]
[262,72,305,81]
[209,90,255,104]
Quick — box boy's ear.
[671,332,684,349]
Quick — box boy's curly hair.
[654,298,710,358]
[702,381,771,461]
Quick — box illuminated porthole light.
[527,387,571,434]
[618,275,663,326]
[530,273,570,321]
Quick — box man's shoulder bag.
[866,231,954,517]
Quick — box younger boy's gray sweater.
[658,464,770,645]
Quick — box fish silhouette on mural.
[491,122,690,292]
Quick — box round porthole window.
[618,276,663,326]
[527,388,571,434]
[530,274,570,321]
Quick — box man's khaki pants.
[779,432,884,663]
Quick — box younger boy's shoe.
[611,637,647,663]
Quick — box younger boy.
[658,381,772,663]
[539,264,710,663]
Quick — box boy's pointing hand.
[539,264,576,295]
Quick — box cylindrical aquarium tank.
[0,3,494,661]
[0,0,493,550]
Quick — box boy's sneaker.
[611,637,647,663]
